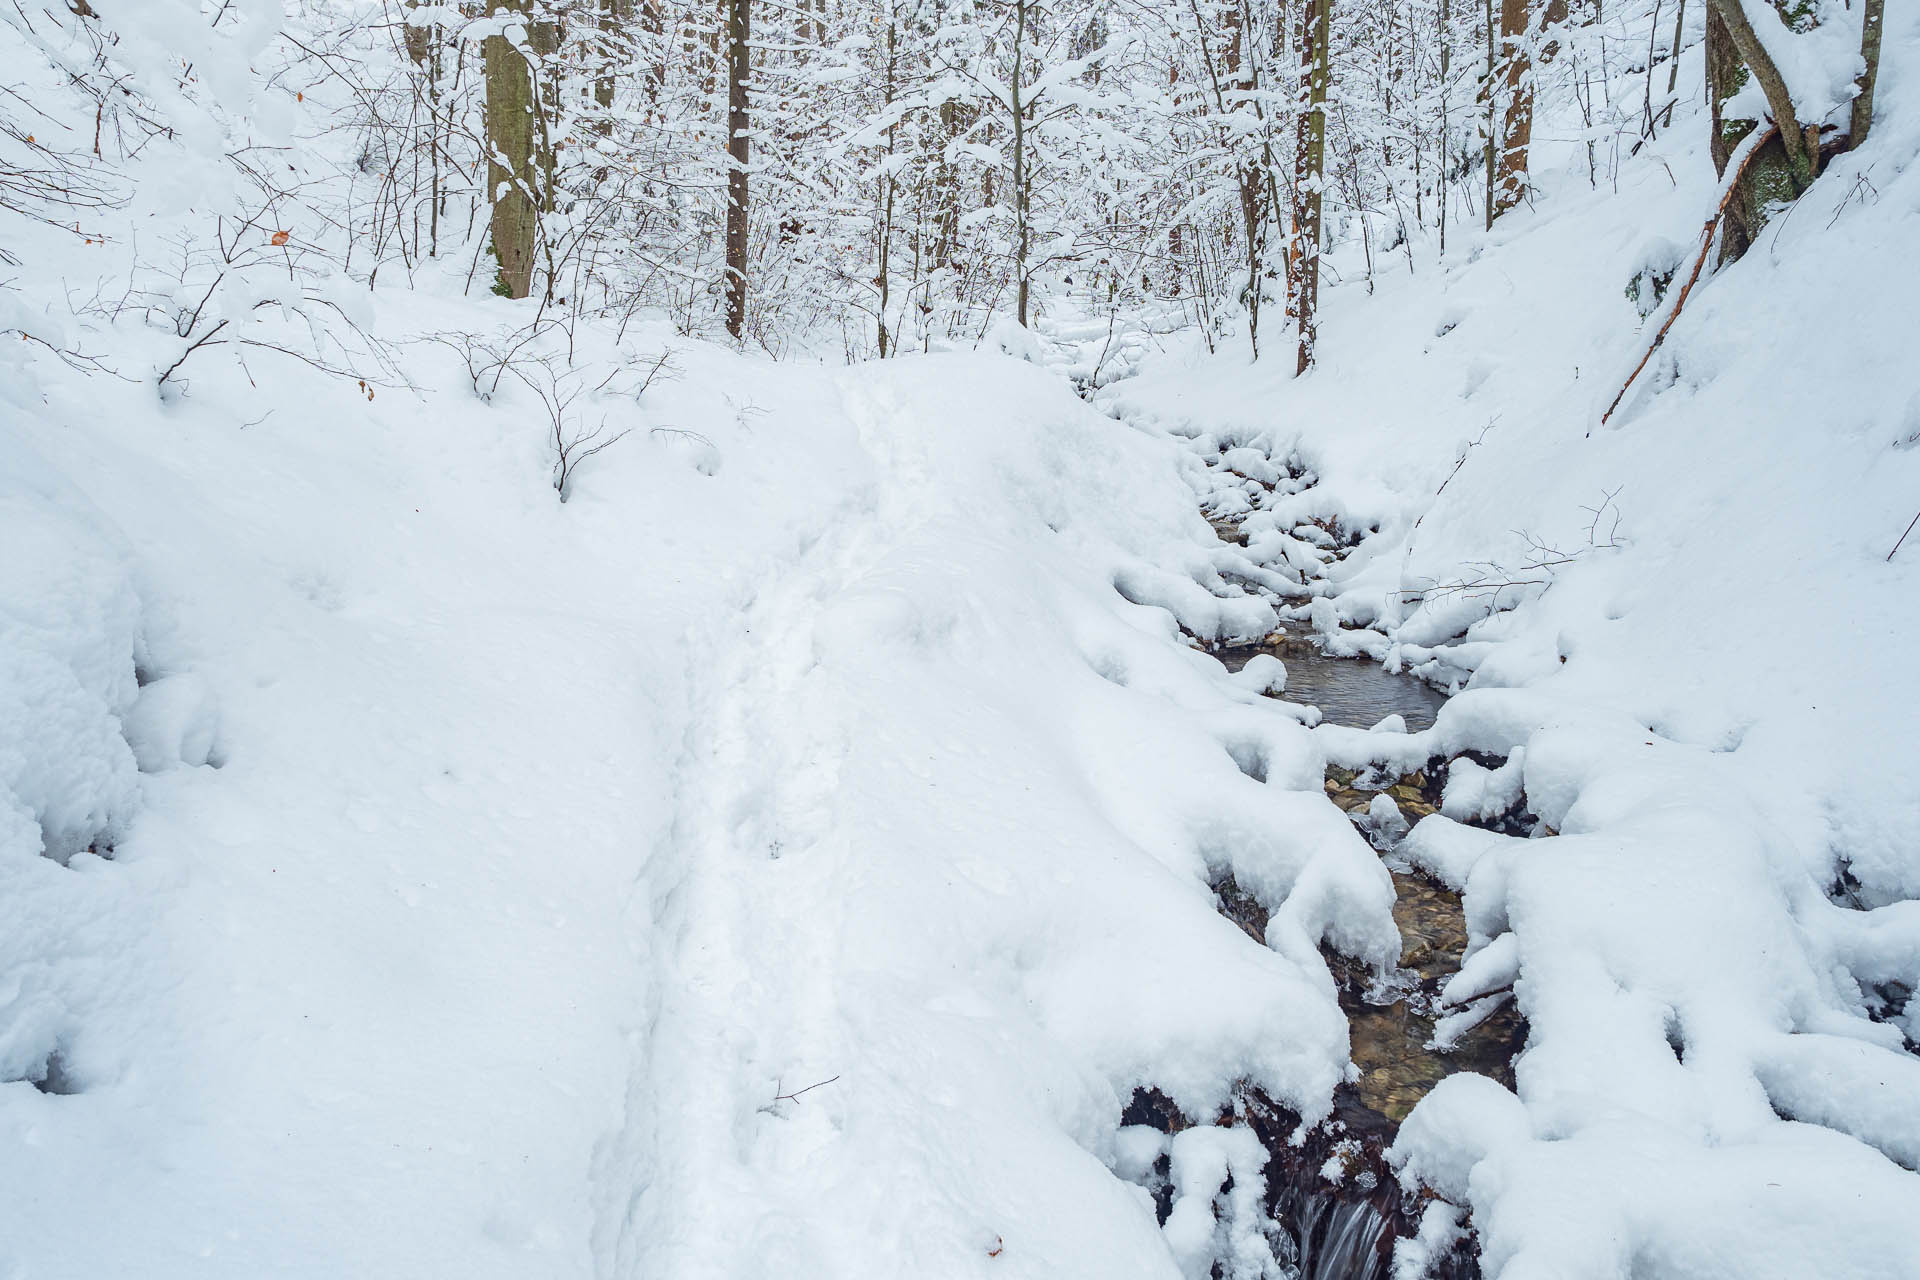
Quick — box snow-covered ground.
[5,288,1409,1275]
[5,5,1920,1279]
[1099,21,1920,1279]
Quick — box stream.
[1213,635,1449,733]
[1208,626,1512,1280]
[1145,493,1523,1279]
[1115,614,1522,1280]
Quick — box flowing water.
[1212,635,1449,732]
[1200,632,1511,1280]
[1150,502,1512,1277]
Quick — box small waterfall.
[1294,1194,1391,1280]
[1268,1178,1393,1280]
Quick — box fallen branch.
[1596,124,1778,431]
[762,1075,840,1110]
[1889,508,1919,562]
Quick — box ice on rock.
[1441,931,1518,1006]
[1366,793,1409,846]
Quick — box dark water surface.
[1214,636,1449,732]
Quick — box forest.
[0,0,1915,1278]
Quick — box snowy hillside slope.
[4,278,1398,1275]
[4,0,1920,1276]
[1104,17,1920,1280]
[0,5,1421,1273]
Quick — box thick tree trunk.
[1706,0,1815,265]
[1290,0,1329,374]
[724,0,751,337]
[594,0,623,129]
[1851,0,1884,147]
[1491,0,1532,218]
[484,0,540,299]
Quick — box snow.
[1164,1125,1282,1280]
[2,286,1401,1275]
[1098,11,1920,1273]
[2,0,1918,1276]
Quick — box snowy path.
[595,361,1402,1280]
[9,304,1916,1280]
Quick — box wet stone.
[1340,869,1527,1125]
[1212,870,1270,945]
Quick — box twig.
[771,1075,839,1104]
[1889,509,1920,562]
[157,318,230,384]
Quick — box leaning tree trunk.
[1290,0,1330,374]
[1705,0,1818,265]
[1491,0,1533,218]
[484,0,540,299]
[723,0,751,338]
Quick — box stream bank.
[1139,441,1540,1279]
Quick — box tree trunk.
[724,0,751,337]
[1010,0,1031,328]
[877,9,898,357]
[1706,0,1815,265]
[594,0,622,130]
[1489,0,1536,217]
[484,0,540,299]
[402,0,433,65]
[1290,0,1329,374]
[1481,0,1496,230]
[529,7,560,211]
[1851,0,1884,147]
[1438,0,1450,253]
[1491,0,1532,218]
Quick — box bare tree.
[724,0,751,336]
[1490,0,1553,218]
[484,0,545,298]
[1289,0,1331,374]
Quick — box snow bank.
[2,281,1390,1278]
[1106,14,1920,1278]
[601,352,1398,1279]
